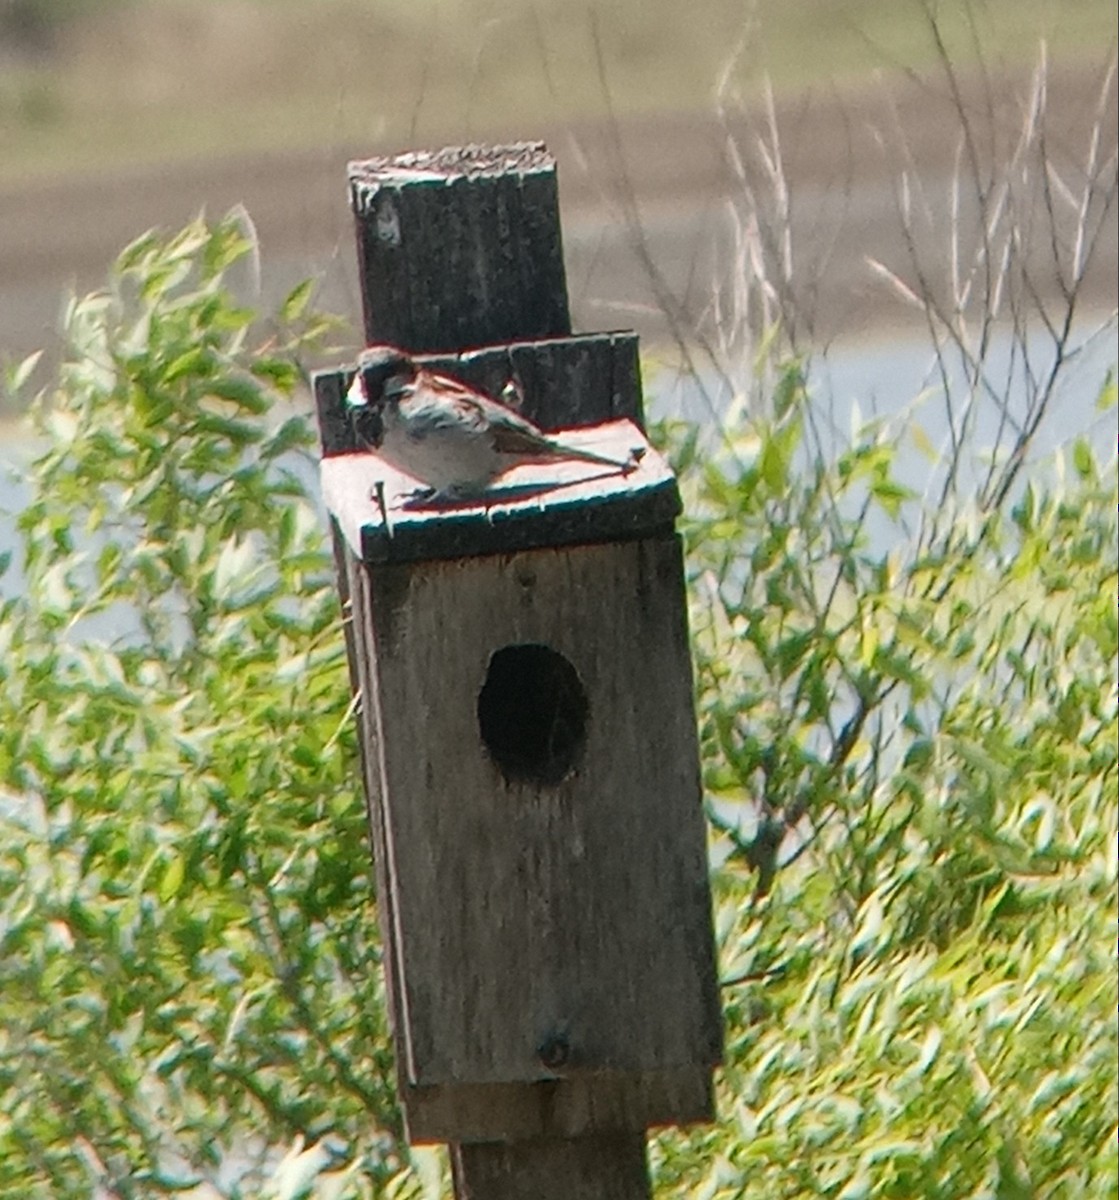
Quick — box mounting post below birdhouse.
[312,143,723,1199]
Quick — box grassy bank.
[1,0,1115,181]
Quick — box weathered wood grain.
[350,144,571,351]
[321,419,679,565]
[344,549,409,1063]
[320,139,721,1187]
[361,535,721,1114]
[452,1133,651,1200]
[311,330,645,461]
[402,1068,714,1143]
[424,333,646,432]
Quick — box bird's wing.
[487,414,556,457]
[418,371,491,427]
[415,370,554,454]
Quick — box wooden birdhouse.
[312,143,722,1193]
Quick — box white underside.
[376,415,508,494]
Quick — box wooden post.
[349,143,572,352]
[452,1132,652,1199]
[313,143,722,1198]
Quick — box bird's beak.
[346,371,385,449]
[345,372,367,410]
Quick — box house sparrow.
[345,345,639,500]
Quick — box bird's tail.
[559,443,645,473]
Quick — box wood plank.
[426,333,645,432]
[451,1133,651,1200]
[344,554,409,1068]
[321,418,679,565]
[402,1068,714,1144]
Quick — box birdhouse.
[315,337,723,1145]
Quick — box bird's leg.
[371,479,393,537]
[395,484,438,508]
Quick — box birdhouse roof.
[321,417,680,564]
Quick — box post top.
[348,141,569,347]
[349,142,554,198]
[321,419,680,565]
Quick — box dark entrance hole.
[477,644,589,786]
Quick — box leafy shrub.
[650,366,1117,1197]
[0,209,1115,1199]
[0,217,414,1198]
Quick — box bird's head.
[345,345,416,449]
[349,345,417,409]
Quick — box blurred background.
[1,0,1116,391]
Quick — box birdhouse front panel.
[361,533,722,1088]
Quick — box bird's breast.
[377,415,502,491]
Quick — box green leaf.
[160,853,186,902]
[164,347,213,383]
[281,279,316,323]
[193,410,264,445]
[1072,437,1095,480]
[1095,367,1117,412]
[6,349,43,394]
[115,228,161,271]
[206,375,270,414]
[870,477,914,518]
[263,416,312,460]
[759,430,789,492]
[910,422,937,461]
[252,358,300,391]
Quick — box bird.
[345,344,640,500]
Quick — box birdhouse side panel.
[343,547,412,1052]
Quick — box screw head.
[537,1033,570,1071]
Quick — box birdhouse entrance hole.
[477,643,589,786]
